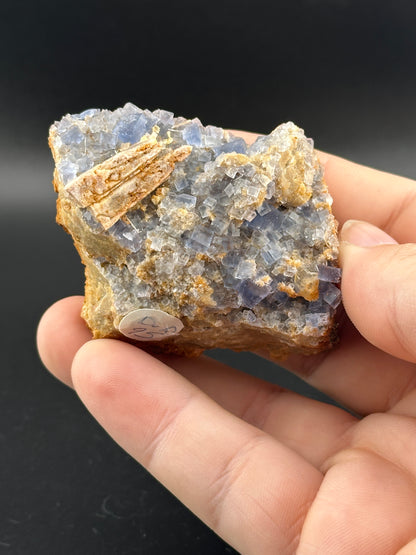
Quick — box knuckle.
[206,433,266,531]
[72,341,118,397]
[238,383,282,429]
[205,434,306,553]
[141,393,195,470]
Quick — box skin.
[37,131,416,554]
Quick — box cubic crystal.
[49,104,341,359]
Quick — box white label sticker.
[118,309,184,341]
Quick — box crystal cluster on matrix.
[49,103,341,358]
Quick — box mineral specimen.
[49,103,341,359]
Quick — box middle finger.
[160,353,356,468]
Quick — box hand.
[37,132,416,554]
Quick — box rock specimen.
[49,103,341,359]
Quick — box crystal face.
[49,103,341,359]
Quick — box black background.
[1,1,416,553]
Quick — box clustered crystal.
[50,103,341,355]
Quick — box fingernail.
[341,220,398,247]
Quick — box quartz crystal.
[49,103,341,359]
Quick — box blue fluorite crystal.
[182,121,203,147]
[237,279,273,309]
[49,104,341,355]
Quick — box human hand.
[37,132,416,554]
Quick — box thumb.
[340,220,416,363]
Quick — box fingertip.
[339,235,416,362]
[36,296,91,387]
[70,338,161,416]
[71,338,127,399]
[70,338,190,451]
[339,221,398,274]
[340,220,398,248]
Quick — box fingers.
[37,295,355,465]
[162,355,356,467]
[37,296,416,553]
[285,219,416,415]
[37,287,413,424]
[300,442,416,553]
[36,296,91,387]
[37,297,355,467]
[340,219,416,363]
[71,339,323,554]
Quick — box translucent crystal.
[235,259,257,280]
[186,227,214,252]
[237,280,273,309]
[318,265,342,283]
[322,283,342,308]
[49,103,341,358]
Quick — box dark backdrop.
[1,1,416,553]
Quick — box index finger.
[230,130,416,243]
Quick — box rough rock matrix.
[49,103,341,359]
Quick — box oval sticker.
[118,309,184,341]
